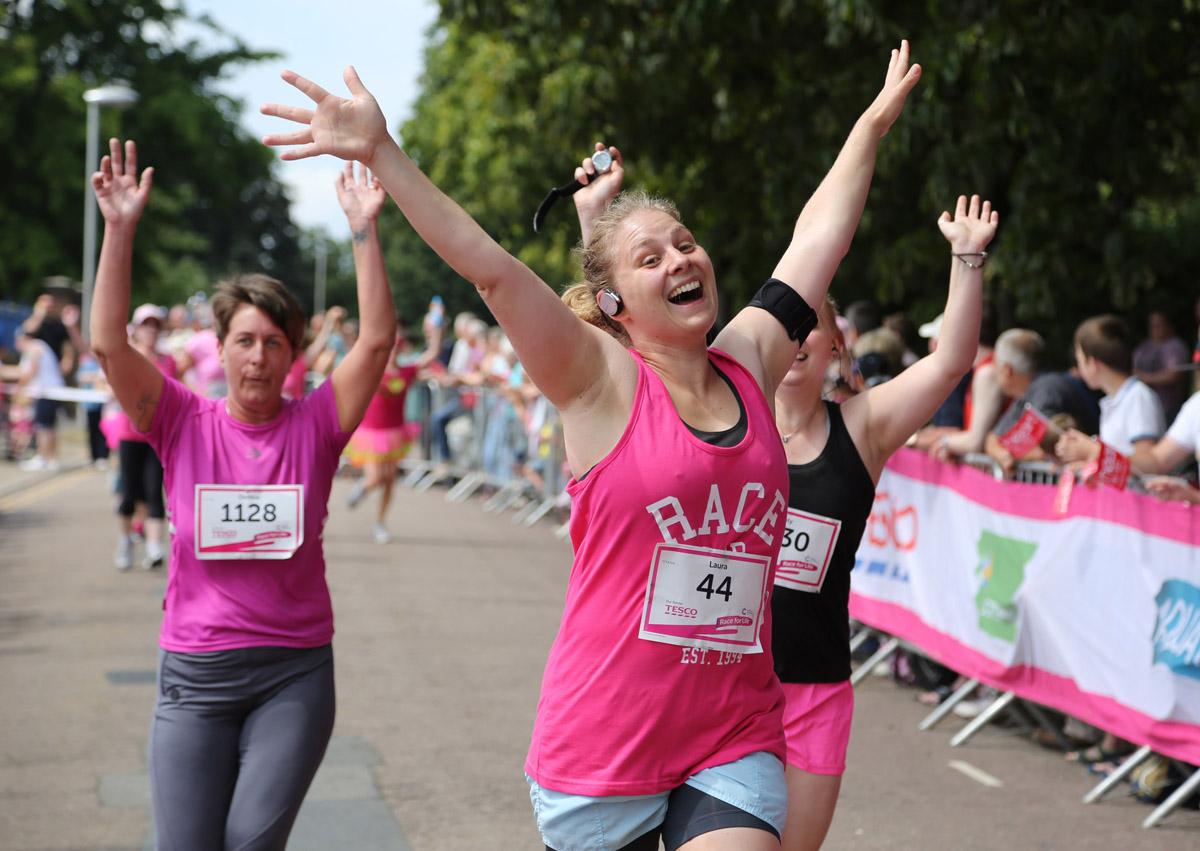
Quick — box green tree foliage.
[0,0,306,307]
[386,0,1200,355]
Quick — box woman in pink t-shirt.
[89,139,396,850]
[263,43,919,850]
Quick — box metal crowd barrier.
[960,454,1155,495]
[398,381,569,529]
[961,454,1061,485]
[961,452,1003,479]
[1011,460,1060,485]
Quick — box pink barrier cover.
[849,449,1200,766]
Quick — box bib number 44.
[639,542,770,653]
[696,573,733,601]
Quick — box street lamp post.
[81,84,138,341]
[313,237,328,316]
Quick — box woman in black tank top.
[771,195,1000,850]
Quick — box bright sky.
[183,0,439,237]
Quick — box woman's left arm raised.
[715,40,921,395]
[329,162,397,432]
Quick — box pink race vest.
[526,347,788,796]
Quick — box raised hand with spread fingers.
[262,66,635,476]
[328,161,397,432]
[88,138,164,432]
[261,67,389,164]
[841,193,999,480]
[92,137,155,229]
[335,160,387,230]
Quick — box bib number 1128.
[196,484,303,560]
[221,503,278,523]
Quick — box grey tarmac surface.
[1,466,1197,850]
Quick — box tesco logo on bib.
[665,604,698,618]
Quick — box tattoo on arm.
[135,392,154,431]
[352,227,369,244]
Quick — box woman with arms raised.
[89,139,395,850]
[262,41,919,851]
[572,158,998,851]
[769,195,996,850]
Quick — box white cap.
[132,303,167,326]
[918,313,943,339]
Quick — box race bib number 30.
[773,508,841,593]
[639,543,770,654]
[195,485,304,560]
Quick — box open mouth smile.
[667,280,703,305]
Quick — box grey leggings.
[150,644,335,851]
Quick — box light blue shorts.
[527,750,787,851]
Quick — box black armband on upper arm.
[748,278,818,342]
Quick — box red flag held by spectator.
[998,405,1049,459]
[1084,441,1131,491]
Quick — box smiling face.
[779,298,843,395]
[607,210,717,347]
[219,304,294,414]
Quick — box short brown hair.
[1074,314,1131,374]
[211,274,305,353]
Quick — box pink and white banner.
[850,449,1200,765]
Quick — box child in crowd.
[1056,314,1165,466]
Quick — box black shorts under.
[547,784,779,851]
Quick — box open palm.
[92,138,153,226]
[261,67,389,164]
[335,162,386,226]
[937,194,999,253]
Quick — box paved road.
[1,466,1197,849]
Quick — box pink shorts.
[780,680,854,775]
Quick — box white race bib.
[773,508,841,593]
[639,542,770,653]
[195,485,304,560]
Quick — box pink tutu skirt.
[344,424,417,467]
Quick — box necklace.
[778,408,832,444]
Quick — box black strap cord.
[532,178,587,233]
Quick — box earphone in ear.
[597,288,624,318]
